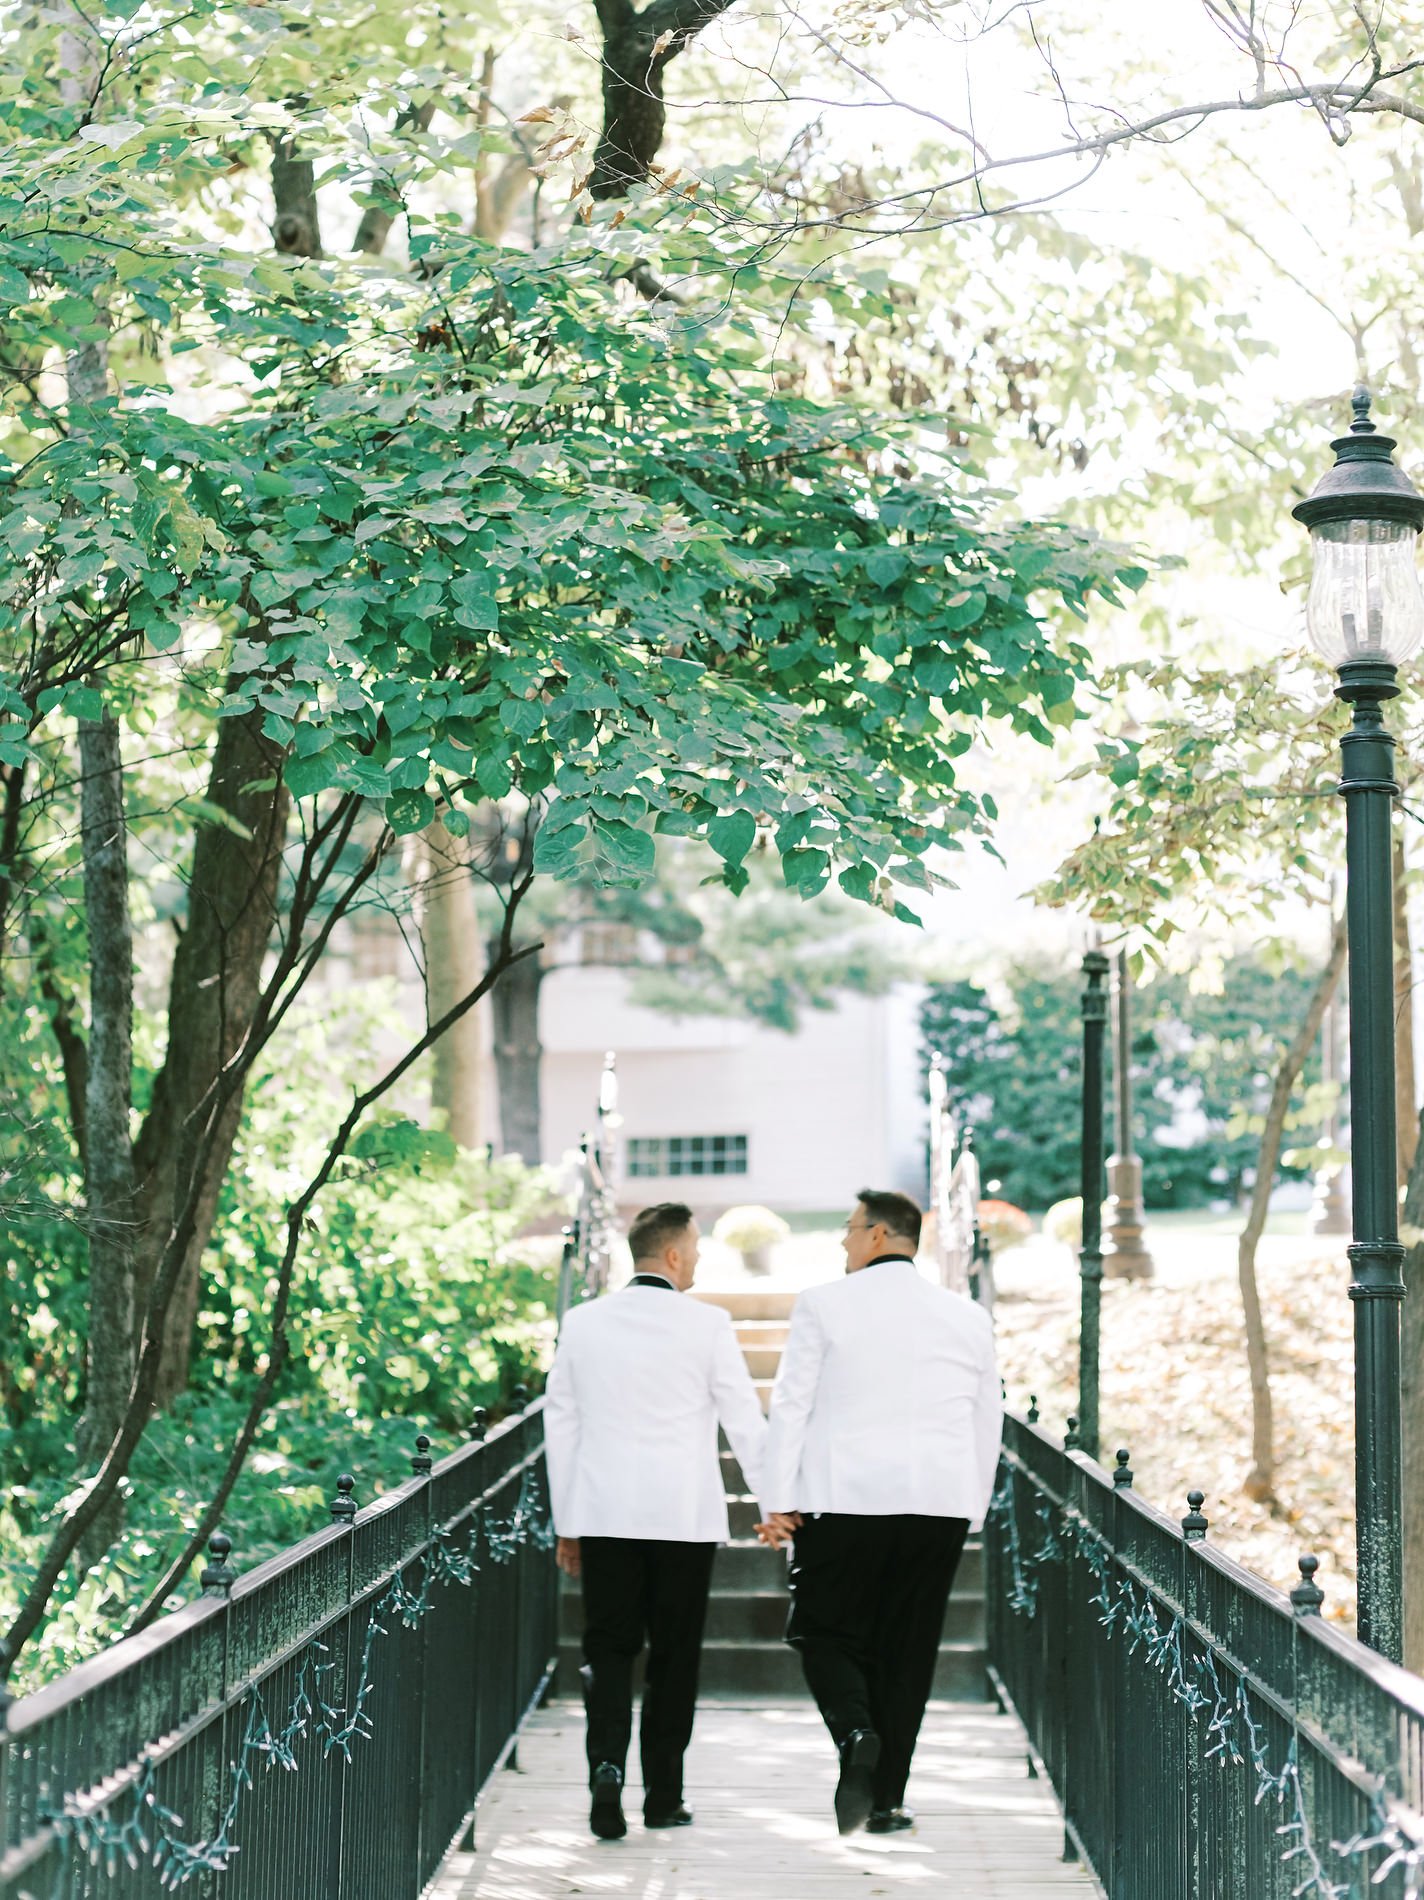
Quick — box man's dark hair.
[628,1201,694,1263]
[857,1187,922,1250]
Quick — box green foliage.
[0,990,562,1687]
[203,1004,562,1424]
[1,19,1146,922]
[0,0,1157,1683]
[561,841,909,1031]
[921,955,1330,1211]
[1049,661,1348,940]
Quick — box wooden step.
[694,1289,798,1322]
[554,1638,987,1701]
[735,1320,790,1349]
[740,1347,782,1381]
[559,1585,985,1646]
[555,1538,983,1593]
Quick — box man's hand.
[754,1512,802,1549]
[557,1536,582,1578]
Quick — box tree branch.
[1237,911,1347,1501]
[353,99,438,257]
[0,758,27,977]
[40,968,89,1174]
[644,0,739,54]
[121,880,540,1638]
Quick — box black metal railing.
[0,1404,557,1900]
[986,1409,1424,1898]
[555,1050,620,1324]
[926,1053,994,1312]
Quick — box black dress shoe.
[834,1729,881,1836]
[866,1807,915,1834]
[589,1762,627,1840]
[644,1804,694,1829]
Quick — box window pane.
[625,1135,748,1177]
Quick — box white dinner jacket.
[543,1277,768,1543]
[763,1258,1002,1529]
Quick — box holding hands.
[754,1512,802,1550]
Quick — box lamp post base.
[1308,1163,1351,1237]
[1103,1153,1155,1280]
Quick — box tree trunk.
[131,703,289,1404]
[60,5,135,1564]
[351,107,510,1155]
[590,0,742,200]
[493,944,544,1161]
[271,140,322,256]
[116,120,316,1405]
[407,820,488,1151]
[1396,833,1417,1184]
[75,714,137,1567]
[1240,914,1348,1502]
[353,100,438,256]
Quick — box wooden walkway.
[431,1701,1098,1899]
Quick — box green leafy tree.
[0,5,1147,1674]
[921,956,1331,1213]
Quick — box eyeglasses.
[842,1219,871,1236]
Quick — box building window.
[627,1135,748,1178]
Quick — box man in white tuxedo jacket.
[761,1188,1001,1837]
[543,1201,768,1842]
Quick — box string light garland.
[989,1466,1424,1900]
[37,1462,556,1894]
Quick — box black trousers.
[786,1512,969,1809]
[579,1536,716,1807]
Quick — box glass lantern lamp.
[1290,386,1424,1664]
[1293,387,1424,671]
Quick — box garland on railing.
[40,1459,556,1894]
[989,1466,1424,1900]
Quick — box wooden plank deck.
[431,1701,1099,1899]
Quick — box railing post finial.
[201,1531,235,1596]
[1182,1491,1209,1542]
[469,1407,488,1443]
[330,1474,357,1525]
[1065,1415,1082,1450]
[1291,1553,1325,1618]
[1113,1449,1134,1489]
[1027,1393,1040,1424]
[411,1433,433,1477]
[512,1383,530,1412]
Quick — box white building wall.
[540,969,928,1215]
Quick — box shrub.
[712,1205,791,1252]
[977,1198,1033,1254]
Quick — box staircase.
[555,1285,987,1700]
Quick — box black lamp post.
[1292,386,1424,1662]
[1078,946,1110,1462]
